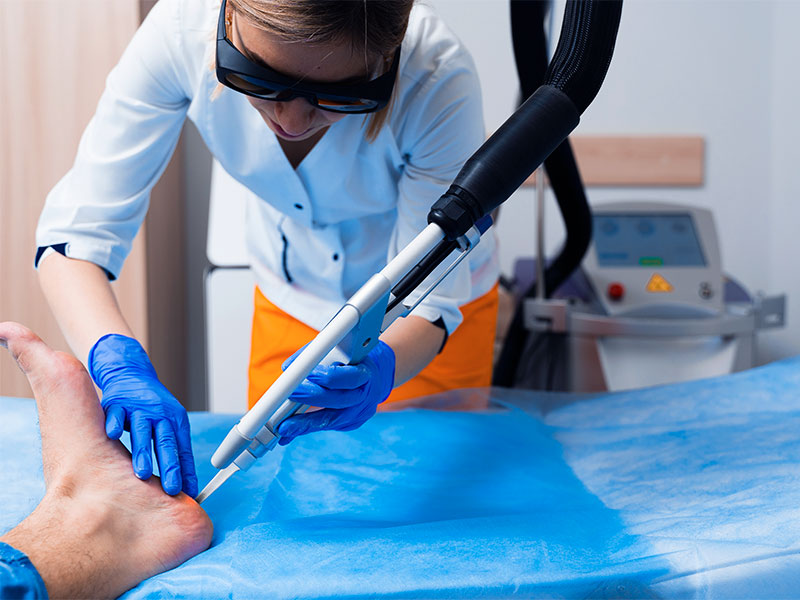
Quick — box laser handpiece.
[197,218,490,503]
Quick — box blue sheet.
[3,357,800,598]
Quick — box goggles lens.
[224,72,280,96]
[223,72,381,113]
[315,96,377,111]
[216,0,398,115]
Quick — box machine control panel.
[584,202,724,317]
[594,213,707,268]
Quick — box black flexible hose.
[494,0,595,387]
[546,0,623,114]
[427,0,622,240]
[510,0,594,299]
[510,0,548,101]
[493,140,592,386]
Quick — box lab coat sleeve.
[35,0,193,279]
[390,41,487,334]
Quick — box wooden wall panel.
[0,1,147,397]
[524,136,705,187]
[141,0,189,404]
[143,142,188,403]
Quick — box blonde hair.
[219,0,414,141]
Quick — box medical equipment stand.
[535,167,546,303]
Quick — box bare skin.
[38,254,135,366]
[230,10,356,147]
[0,322,213,599]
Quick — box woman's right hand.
[88,334,198,498]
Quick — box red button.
[608,282,625,301]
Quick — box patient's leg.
[0,322,213,599]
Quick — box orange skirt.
[247,284,499,409]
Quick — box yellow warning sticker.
[646,273,674,293]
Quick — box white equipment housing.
[521,201,785,392]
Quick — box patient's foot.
[0,322,213,599]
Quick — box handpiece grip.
[210,399,306,470]
[211,425,251,469]
[428,86,580,240]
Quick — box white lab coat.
[36,0,499,334]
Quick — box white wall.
[426,0,800,363]
[764,0,800,362]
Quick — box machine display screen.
[593,213,707,267]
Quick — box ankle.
[2,498,119,599]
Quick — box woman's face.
[230,11,377,142]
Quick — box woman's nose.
[273,98,315,135]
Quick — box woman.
[36,0,499,498]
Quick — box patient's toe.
[0,321,48,372]
[0,321,92,403]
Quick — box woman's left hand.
[276,341,396,444]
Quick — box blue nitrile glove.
[88,334,198,497]
[276,340,396,445]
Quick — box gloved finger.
[286,379,326,404]
[277,434,295,446]
[174,416,198,498]
[153,420,182,496]
[289,378,368,408]
[277,407,359,439]
[129,413,154,481]
[334,403,379,431]
[305,363,371,390]
[288,380,368,409]
[281,343,310,371]
[104,404,127,440]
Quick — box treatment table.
[3,356,800,598]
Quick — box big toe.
[0,321,90,396]
[1,321,105,447]
[0,321,50,373]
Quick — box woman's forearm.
[38,253,135,365]
[380,315,445,386]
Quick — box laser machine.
[508,201,786,392]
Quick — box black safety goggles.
[216,0,400,114]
